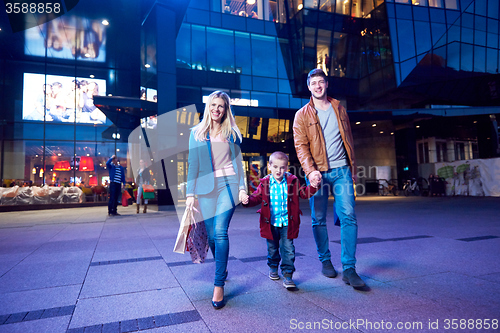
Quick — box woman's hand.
[239,190,249,205]
[186,196,195,211]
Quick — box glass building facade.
[0,0,499,204]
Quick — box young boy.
[242,151,320,289]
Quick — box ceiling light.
[247,0,256,4]
[416,125,420,128]
[85,53,90,58]
[102,20,109,26]
[298,4,303,10]
[372,123,377,127]
[145,64,151,68]
[355,121,361,125]
[90,74,95,78]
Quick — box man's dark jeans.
[108,182,121,215]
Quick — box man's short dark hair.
[307,68,327,86]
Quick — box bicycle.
[378,179,399,196]
[403,178,420,196]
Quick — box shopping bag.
[143,191,155,199]
[122,191,131,207]
[133,188,137,201]
[186,206,209,264]
[173,207,194,254]
[143,184,154,192]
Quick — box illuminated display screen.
[25,16,107,62]
[23,73,107,124]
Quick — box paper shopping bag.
[173,207,193,254]
[186,206,209,264]
[122,191,131,207]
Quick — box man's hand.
[310,177,321,188]
[186,196,195,211]
[239,190,249,205]
[308,171,322,186]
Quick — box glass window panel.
[176,24,191,69]
[413,6,429,21]
[317,29,331,75]
[473,46,486,72]
[319,0,334,12]
[487,19,499,34]
[304,27,316,48]
[387,3,396,18]
[474,0,486,16]
[279,79,292,93]
[192,25,206,70]
[304,0,318,9]
[487,32,499,48]
[336,0,351,15]
[235,116,249,138]
[240,74,253,90]
[428,0,443,7]
[277,93,290,108]
[331,32,347,77]
[444,0,458,10]
[487,0,499,19]
[446,25,459,43]
[251,91,276,107]
[388,18,399,62]
[486,47,498,73]
[400,57,417,82]
[395,3,412,18]
[395,0,410,3]
[475,30,486,46]
[429,8,445,23]
[251,34,277,77]
[207,27,235,73]
[252,77,278,92]
[235,31,252,74]
[461,13,473,29]
[413,0,428,5]
[460,43,473,71]
[446,10,460,26]
[475,15,487,32]
[190,0,210,10]
[447,42,460,70]
[397,19,416,61]
[461,27,474,44]
[414,21,432,54]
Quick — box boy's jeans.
[267,225,295,277]
[308,165,358,270]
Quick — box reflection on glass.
[22,73,107,124]
[25,16,107,62]
[428,0,443,8]
[317,29,331,75]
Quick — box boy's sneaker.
[282,276,296,289]
[269,268,279,280]
[321,260,338,278]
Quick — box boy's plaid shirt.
[269,174,288,227]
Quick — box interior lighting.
[298,4,303,10]
[145,64,151,68]
[90,74,95,78]
[247,0,256,4]
[32,168,36,174]
[416,125,420,128]
[102,20,109,26]
[372,123,377,127]
[355,121,361,125]
[391,132,394,135]
[380,131,384,134]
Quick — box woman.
[186,91,247,309]
[135,159,151,213]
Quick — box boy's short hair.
[269,151,289,165]
[307,68,327,86]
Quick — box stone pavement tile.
[149,240,188,264]
[386,272,500,310]
[476,272,500,284]
[0,261,20,277]
[21,248,95,264]
[193,288,361,333]
[138,320,210,333]
[170,259,282,302]
[0,260,89,293]
[0,284,80,315]
[79,260,178,298]
[227,233,269,259]
[358,302,498,333]
[0,315,70,333]
[69,288,193,329]
[49,223,104,241]
[300,280,432,321]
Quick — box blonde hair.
[192,91,242,142]
[269,151,289,165]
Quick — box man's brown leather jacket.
[293,96,357,179]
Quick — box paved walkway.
[0,196,499,332]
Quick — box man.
[106,155,125,216]
[293,68,365,288]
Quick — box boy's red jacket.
[243,173,318,240]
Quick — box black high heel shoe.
[212,286,225,309]
[211,298,225,309]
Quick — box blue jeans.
[308,165,357,270]
[197,175,238,287]
[267,225,295,277]
[108,182,121,214]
